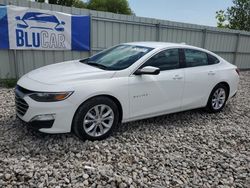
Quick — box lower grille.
[15,89,29,116]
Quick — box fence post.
[233,33,240,65]
[156,22,161,41]
[201,29,207,48]
[89,13,93,56]
[13,50,19,79]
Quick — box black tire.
[206,84,229,113]
[72,96,119,141]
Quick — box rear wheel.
[206,84,229,113]
[72,97,119,141]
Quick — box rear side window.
[207,53,220,65]
[184,49,208,67]
[141,49,180,71]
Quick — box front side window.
[80,45,153,70]
[141,49,180,71]
[184,49,208,67]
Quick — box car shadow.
[115,102,237,136]
[116,108,208,133]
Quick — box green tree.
[35,0,86,9]
[50,0,86,8]
[215,10,228,28]
[35,0,46,2]
[216,0,250,31]
[72,0,86,8]
[87,0,133,15]
[34,0,133,15]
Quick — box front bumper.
[15,86,77,134]
[17,115,54,130]
[231,91,237,98]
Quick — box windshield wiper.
[86,61,108,70]
[79,58,89,63]
[79,58,108,70]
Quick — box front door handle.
[173,75,183,80]
[208,71,215,75]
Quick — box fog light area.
[30,114,56,122]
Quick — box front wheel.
[206,84,229,113]
[72,97,119,141]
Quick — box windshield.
[81,45,153,70]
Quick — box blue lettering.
[32,32,40,47]
[15,30,65,49]
[24,32,32,47]
[16,29,24,47]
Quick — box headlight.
[29,91,73,102]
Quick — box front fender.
[69,78,130,122]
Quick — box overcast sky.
[128,0,233,27]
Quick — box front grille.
[15,87,29,116]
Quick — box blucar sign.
[0,5,90,51]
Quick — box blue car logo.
[15,12,65,32]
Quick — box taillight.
[235,68,240,76]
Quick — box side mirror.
[134,66,160,75]
[15,16,21,20]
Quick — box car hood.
[26,60,116,85]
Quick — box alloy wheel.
[211,88,226,110]
[83,104,114,137]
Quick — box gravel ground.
[0,71,249,188]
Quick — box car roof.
[124,41,203,50]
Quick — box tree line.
[35,0,133,15]
[216,0,250,31]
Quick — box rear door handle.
[173,75,183,80]
[208,71,215,75]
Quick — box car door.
[128,48,185,120]
[181,48,220,110]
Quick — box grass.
[0,79,17,88]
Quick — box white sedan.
[16,42,239,140]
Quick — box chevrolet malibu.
[16,42,239,140]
